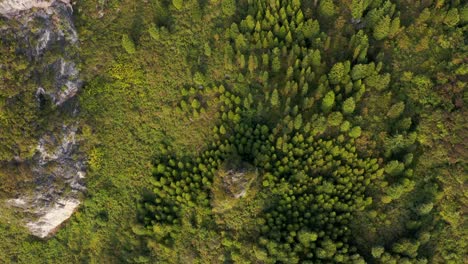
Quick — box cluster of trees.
[138,2,396,259]
[136,0,466,263]
[141,82,383,261]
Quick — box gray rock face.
[1,0,86,238]
[22,138,85,239]
[1,0,80,106]
[36,58,81,106]
[0,0,71,18]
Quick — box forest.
[0,0,466,263]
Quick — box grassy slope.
[0,0,228,262]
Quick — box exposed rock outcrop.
[0,0,71,18]
[1,0,85,238]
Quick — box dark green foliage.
[141,84,384,262]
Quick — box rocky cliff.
[0,0,86,238]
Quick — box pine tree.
[373,16,391,40]
[303,20,320,40]
[292,0,301,10]
[319,0,336,18]
[294,114,303,130]
[371,246,385,258]
[351,0,364,20]
[329,62,346,84]
[271,89,279,107]
[121,34,136,54]
[460,6,468,23]
[248,54,257,74]
[351,63,373,80]
[444,8,460,27]
[191,99,201,110]
[148,23,160,40]
[386,102,405,119]
[327,112,343,127]
[342,97,356,114]
[388,17,400,38]
[384,160,405,176]
[172,0,183,10]
[286,31,293,44]
[272,56,281,73]
[244,15,255,31]
[321,91,335,112]
[349,126,361,138]
[222,0,237,16]
[311,49,321,67]
[235,34,247,51]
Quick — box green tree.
[349,126,361,138]
[392,240,420,258]
[156,164,166,174]
[327,112,343,127]
[460,6,468,23]
[191,99,201,109]
[373,16,391,40]
[271,89,279,107]
[219,125,226,135]
[121,34,136,54]
[321,91,335,112]
[148,24,160,40]
[272,56,281,73]
[172,0,183,10]
[342,97,356,114]
[204,43,212,57]
[371,246,385,258]
[351,64,373,80]
[329,62,346,84]
[298,230,318,247]
[235,34,247,52]
[248,54,257,74]
[292,0,301,10]
[340,120,351,132]
[417,202,434,215]
[388,17,400,38]
[386,102,405,119]
[444,8,459,27]
[384,160,405,176]
[351,0,364,20]
[285,31,293,44]
[238,54,246,69]
[222,0,236,16]
[311,49,321,67]
[319,0,336,17]
[244,15,255,31]
[365,73,390,91]
[294,114,303,130]
[303,20,320,40]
